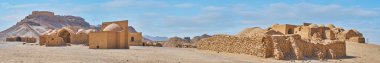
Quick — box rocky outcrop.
[0,11,91,42]
[162,37,194,48]
[191,34,211,42]
[162,34,212,48]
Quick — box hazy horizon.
[0,0,379,44]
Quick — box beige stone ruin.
[196,23,364,60]
[39,27,95,46]
[6,36,37,43]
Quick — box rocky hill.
[0,11,91,40]
[0,11,155,42]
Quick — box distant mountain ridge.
[0,11,157,42]
[144,35,168,41]
[0,11,91,40]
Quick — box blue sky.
[1,0,380,44]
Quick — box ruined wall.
[337,29,365,43]
[196,23,349,60]
[6,36,36,43]
[71,34,88,44]
[39,27,95,46]
[271,35,293,59]
[39,36,47,45]
[270,24,297,34]
[45,37,66,46]
[196,35,271,57]
[5,37,18,42]
[129,32,143,46]
[21,37,37,43]
[270,35,346,60]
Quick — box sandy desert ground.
[0,41,379,63]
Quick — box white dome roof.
[103,23,123,32]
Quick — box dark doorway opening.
[16,37,21,41]
[131,37,135,42]
[59,30,71,43]
[288,29,294,34]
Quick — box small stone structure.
[6,36,37,43]
[196,23,362,60]
[39,27,95,46]
[88,20,143,49]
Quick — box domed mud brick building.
[39,27,95,46]
[89,20,142,49]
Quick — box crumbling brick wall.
[271,34,346,60]
[196,33,346,60]
[196,35,271,57]
[6,36,36,43]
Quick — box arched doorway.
[131,37,135,42]
[59,30,71,43]
[16,37,21,41]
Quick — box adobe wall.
[107,32,118,49]
[196,24,349,60]
[6,36,36,43]
[118,30,129,49]
[39,36,47,45]
[270,24,297,34]
[271,35,346,60]
[89,32,111,49]
[45,37,66,46]
[39,27,95,46]
[5,37,17,42]
[196,35,271,57]
[21,37,37,43]
[71,34,88,44]
[129,32,143,46]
